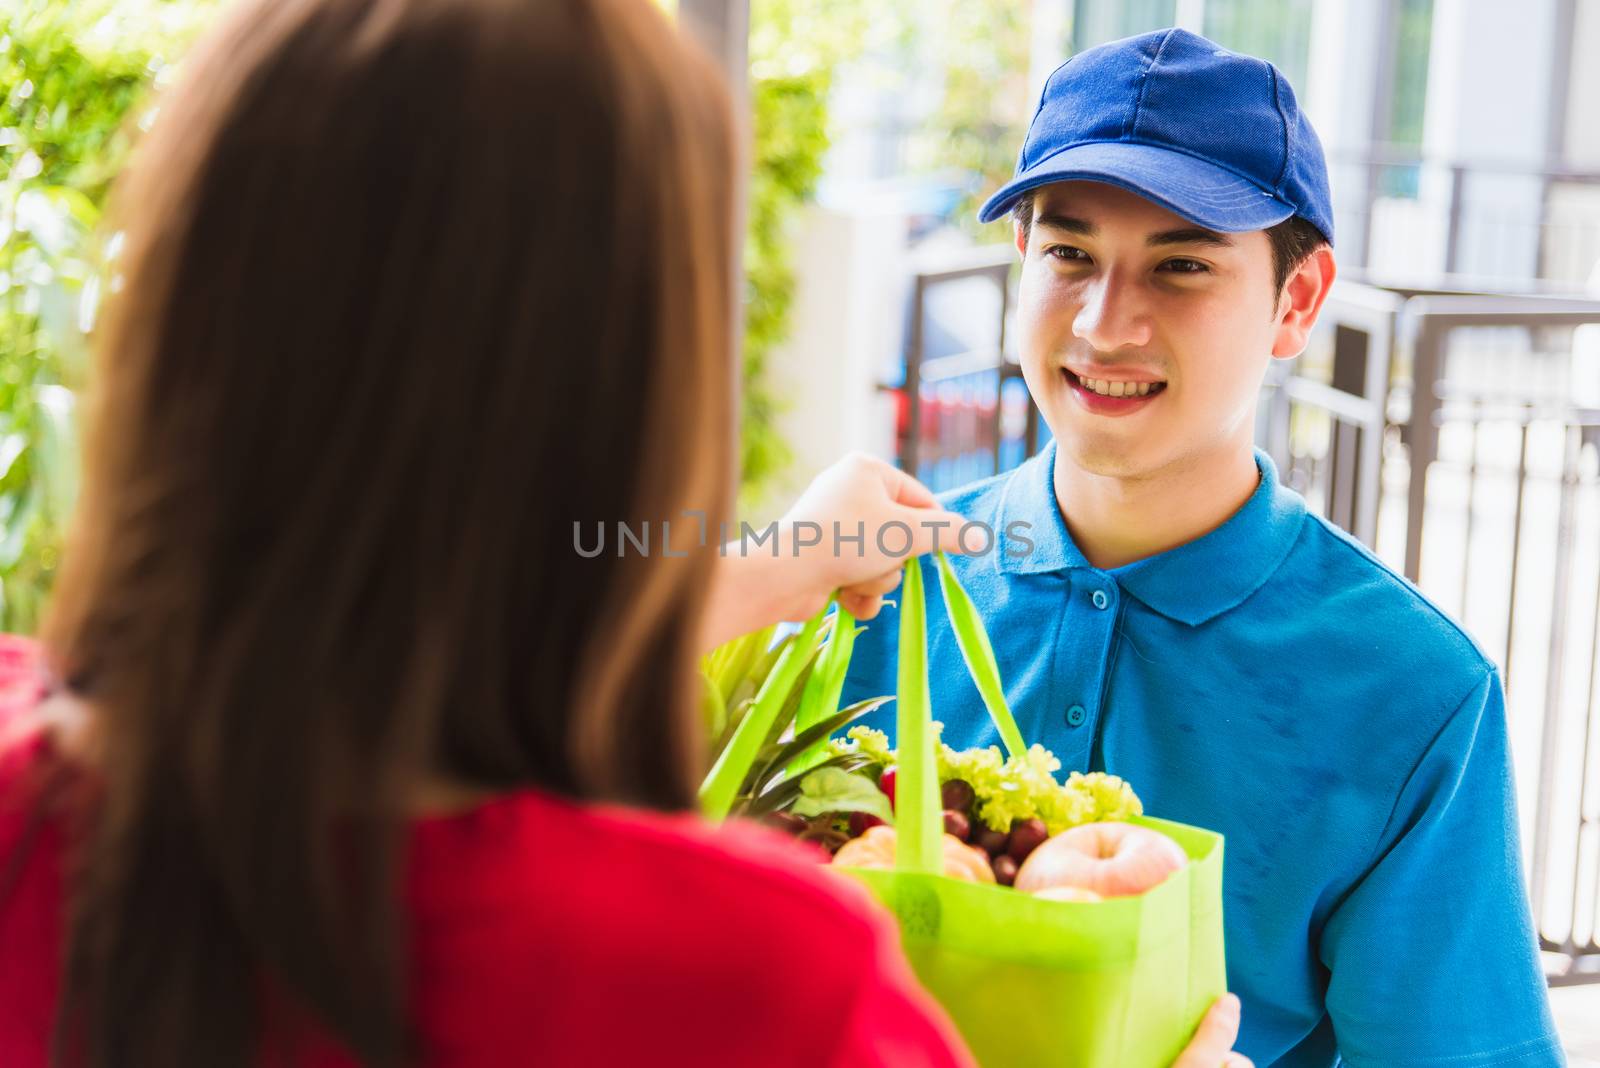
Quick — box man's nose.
[1072,271,1153,351]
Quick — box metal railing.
[1330,147,1600,290]
[1258,281,1401,547]
[1267,281,1600,985]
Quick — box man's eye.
[1044,245,1091,264]
[1160,258,1209,274]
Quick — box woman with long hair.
[0,0,1248,1064]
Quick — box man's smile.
[1061,367,1168,415]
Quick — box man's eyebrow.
[1034,212,1096,236]
[1147,227,1236,249]
[1034,212,1236,249]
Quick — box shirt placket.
[1046,571,1121,772]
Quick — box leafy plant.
[698,599,890,822]
[0,0,217,632]
[739,69,828,504]
[905,0,1031,239]
[789,765,893,823]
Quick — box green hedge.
[0,1,215,632]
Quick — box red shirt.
[0,637,972,1067]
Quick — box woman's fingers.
[1171,994,1242,1068]
[780,452,973,591]
[843,568,903,599]
[871,455,940,510]
[835,567,904,621]
[898,507,977,559]
[1223,1054,1255,1068]
[709,452,969,641]
[838,591,883,620]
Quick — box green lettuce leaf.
[789,767,895,824]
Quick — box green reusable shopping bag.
[845,553,1227,1068]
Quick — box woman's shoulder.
[594,798,890,938]
[411,787,891,951]
[403,791,953,1066]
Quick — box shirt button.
[1065,704,1087,727]
[1091,589,1110,610]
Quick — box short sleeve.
[1319,667,1563,1067]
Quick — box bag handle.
[895,552,1024,875]
[698,551,1022,846]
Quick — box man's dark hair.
[1011,192,1327,299]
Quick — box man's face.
[1015,180,1290,482]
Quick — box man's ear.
[1272,246,1336,360]
[1014,219,1028,259]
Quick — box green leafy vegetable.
[790,767,894,824]
[700,607,829,820]
[788,605,859,776]
[829,724,1142,836]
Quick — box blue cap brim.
[976,140,1297,231]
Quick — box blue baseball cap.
[977,27,1334,246]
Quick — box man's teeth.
[1077,375,1160,397]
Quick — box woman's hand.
[778,452,970,620]
[1172,995,1254,1068]
[699,453,968,650]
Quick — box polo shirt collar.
[994,439,1307,626]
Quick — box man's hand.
[1172,995,1254,1068]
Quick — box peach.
[1015,821,1187,898]
[1031,885,1103,903]
[832,825,996,883]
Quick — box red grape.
[940,778,975,813]
[849,812,885,837]
[1007,818,1049,862]
[992,854,1019,887]
[942,809,971,842]
[974,825,1009,856]
[876,766,897,808]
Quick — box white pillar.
[1565,0,1600,167]
[677,0,748,98]
[1302,0,1394,270]
[1028,0,1070,100]
[1419,0,1561,279]
[749,203,908,521]
[1173,0,1206,33]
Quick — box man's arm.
[1318,666,1563,1067]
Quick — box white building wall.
[750,203,907,522]
[1303,0,1393,267]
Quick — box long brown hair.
[36,0,737,1062]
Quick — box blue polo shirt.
[839,441,1562,1067]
